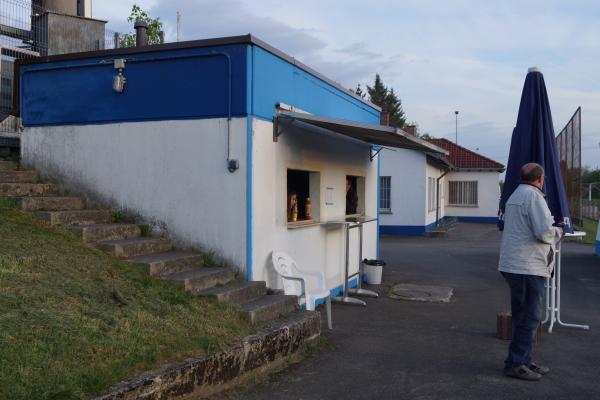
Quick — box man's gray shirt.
[498,184,561,278]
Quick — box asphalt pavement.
[232,223,600,400]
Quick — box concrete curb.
[94,311,321,400]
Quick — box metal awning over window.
[273,110,448,156]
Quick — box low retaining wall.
[96,311,321,400]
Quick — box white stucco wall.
[251,118,378,291]
[426,163,446,226]
[379,148,426,227]
[443,171,501,218]
[22,118,248,271]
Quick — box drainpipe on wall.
[436,170,449,227]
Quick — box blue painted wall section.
[453,216,498,224]
[20,42,379,127]
[251,46,379,124]
[20,45,248,126]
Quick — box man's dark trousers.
[501,271,545,369]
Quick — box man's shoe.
[529,362,550,375]
[503,365,542,381]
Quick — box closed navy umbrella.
[499,67,571,232]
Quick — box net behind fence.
[556,107,582,226]
[1,0,116,133]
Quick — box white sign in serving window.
[325,187,334,205]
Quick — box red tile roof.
[426,138,505,171]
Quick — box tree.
[366,74,406,128]
[366,74,387,110]
[385,88,406,128]
[353,84,366,99]
[119,4,163,48]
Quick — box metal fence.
[581,199,600,221]
[1,0,117,133]
[555,106,582,226]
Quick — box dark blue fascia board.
[380,216,498,236]
[451,216,498,224]
[380,225,427,236]
[380,219,442,236]
[20,44,248,126]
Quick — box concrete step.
[37,209,113,226]
[15,196,85,211]
[70,223,141,243]
[0,170,38,183]
[131,251,204,277]
[164,267,235,294]
[200,280,266,304]
[0,182,61,197]
[0,160,18,171]
[98,237,173,258]
[240,295,298,324]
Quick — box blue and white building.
[379,136,505,235]
[17,35,445,291]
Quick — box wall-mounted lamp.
[113,59,127,94]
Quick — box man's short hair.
[521,163,544,183]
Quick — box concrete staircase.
[0,160,299,324]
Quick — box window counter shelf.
[287,219,321,229]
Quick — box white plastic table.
[543,231,591,333]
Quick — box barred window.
[427,177,437,212]
[379,176,391,212]
[448,181,478,206]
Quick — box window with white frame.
[427,177,437,212]
[379,176,391,212]
[287,169,321,224]
[448,181,478,206]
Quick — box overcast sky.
[93,0,600,169]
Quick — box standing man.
[346,177,358,215]
[499,163,562,381]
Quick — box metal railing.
[582,199,600,221]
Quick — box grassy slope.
[0,207,255,400]
[574,217,597,245]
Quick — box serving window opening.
[346,175,365,216]
[287,169,320,225]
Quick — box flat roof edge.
[17,34,381,113]
[17,34,255,65]
[249,36,381,112]
[398,131,449,155]
[278,110,447,155]
[44,11,108,23]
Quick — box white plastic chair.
[271,251,332,329]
